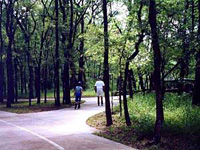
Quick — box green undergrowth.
[1,89,94,114]
[87,93,200,150]
[45,89,96,98]
[16,89,96,99]
[0,100,82,114]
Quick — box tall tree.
[6,0,15,107]
[149,0,164,143]
[60,0,71,105]
[65,0,73,105]
[192,0,200,105]
[122,0,144,126]
[78,0,86,86]
[15,6,36,106]
[0,0,4,103]
[55,0,60,106]
[61,0,90,104]
[13,47,18,102]
[36,5,51,104]
[103,0,112,126]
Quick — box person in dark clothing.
[74,81,83,109]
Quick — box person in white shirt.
[94,78,105,106]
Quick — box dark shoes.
[78,103,80,109]
[75,103,81,109]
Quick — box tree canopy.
[0,0,200,145]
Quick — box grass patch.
[17,89,96,99]
[42,89,96,98]
[87,93,200,150]
[0,100,82,114]
[82,90,96,97]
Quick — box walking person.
[74,81,83,109]
[94,78,105,106]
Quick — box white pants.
[97,89,104,96]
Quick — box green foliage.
[163,93,200,136]
[84,24,104,62]
[91,93,200,149]
[82,89,96,97]
[17,89,96,99]
[45,90,96,98]
[126,93,200,138]
[128,93,156,137]
[117,93,200,149]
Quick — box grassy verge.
[0,100,84,114]
[82,90,96,97]
[87,93,200,150]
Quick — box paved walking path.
[0,97,137,150]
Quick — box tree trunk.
[122,1,144,126]
[193,52,200,105]
[128,69,133,99]
[55,0,60,106]
[70,73,77,89]
[150,73,154,92]
[130,69,136,91]
[118,57,123,117]
[44,66,47,103]
[63,63,70,104]
[14,51,18,103]
[27,39,34,106]
[3,69,6,98]
[20,66,24,95]
[149,0,164,144]
[78,6,85,86]
[37,33,45,104]
[192,0,200,105]
[24,67,27,95]
[0,54,3,103]
[44,50,49,103]
[6,27,14,106]
[138,68,145,93]
[16,8,37,104]
[123,62,131,126]
[6,0,15,107]
[61,0,71,105]
[28,66,33,106]
[36,65,41,104]
[35,67,40,103]
[63,0,74,105]
[0,0,4,103]
[103,0,113,126]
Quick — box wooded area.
[0,0,200,144]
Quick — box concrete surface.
[0,97,137,150]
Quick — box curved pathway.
[0,97,136,150]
